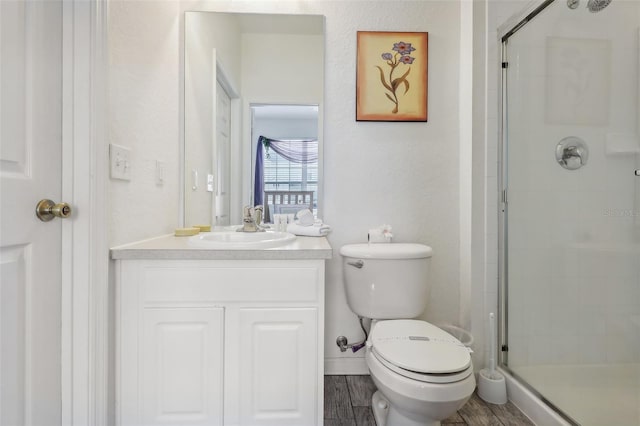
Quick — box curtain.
[254,140,265,206]
[254,136,317,207]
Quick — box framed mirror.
[183,12,324,227]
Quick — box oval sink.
[188,230,296,249]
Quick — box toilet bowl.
[366,319,475,426]
[339,243,475,426]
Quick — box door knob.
[635,170,639,176]
[36,199,72,222]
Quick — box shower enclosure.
[500,0,640,424]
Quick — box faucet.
[237,205,266,232]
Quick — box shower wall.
[505,1,640,368]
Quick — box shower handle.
[556,137,589,170]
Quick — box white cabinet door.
[237,308,318,426]
[141,308,224,426]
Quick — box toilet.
[340,243,475,426]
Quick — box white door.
[214,81,231,226]
[0,1,65,424]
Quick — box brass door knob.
[36,199,72,222]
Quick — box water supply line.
[336,317,369,353]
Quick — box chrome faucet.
[237,205,266,232]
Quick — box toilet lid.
[370,320,471,374]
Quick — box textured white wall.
[108,0,181,246]
[109,0,465,373]
[317,0,463,371]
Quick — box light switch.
[110,144,131,181]
[207,174,214,192]
[192,170,198,190]
[156,160,166,186]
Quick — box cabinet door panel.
[142,308,224,425]
[238,308,318,425]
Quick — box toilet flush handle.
[347,260,364,269]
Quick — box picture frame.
[356,31,428,122]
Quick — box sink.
[188,230,296,249]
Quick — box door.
[237,308,318,426]
[501,1,640,424]
[141,308,224,426]
[214,81,231,225]
[0,1,64,424]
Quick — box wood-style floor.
[324,375,535,426]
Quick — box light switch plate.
[207,174,214,192]
[110,144,131,181]
[156,160,166,186]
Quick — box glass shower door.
[501,1,640,424]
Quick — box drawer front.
[139,263,321,304]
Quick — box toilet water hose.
[336,317,369,353]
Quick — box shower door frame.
[497,0,580,424]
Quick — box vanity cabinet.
[115,258,325,426]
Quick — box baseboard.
[498,367,571,426]
[324,356,368,375]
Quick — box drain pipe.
[336,317,369,353]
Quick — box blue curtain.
[254,138,265,206]
[254,136,318,207]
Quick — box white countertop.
[110,233,333,260]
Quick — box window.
[263,141,318,209]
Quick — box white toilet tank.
[339,243,433,319]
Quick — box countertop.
[110,233,333,260]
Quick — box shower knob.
[556,136,588,170]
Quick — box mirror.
[183,12,325,227]
[251,104,319,224]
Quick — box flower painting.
[356,31,428,122]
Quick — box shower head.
[587,0,612,12]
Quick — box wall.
[319,0,463,373]
[108,0,181,246]
[109,0,465,374]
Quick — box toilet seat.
[371,350,473,384]
[369,319,472,384]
